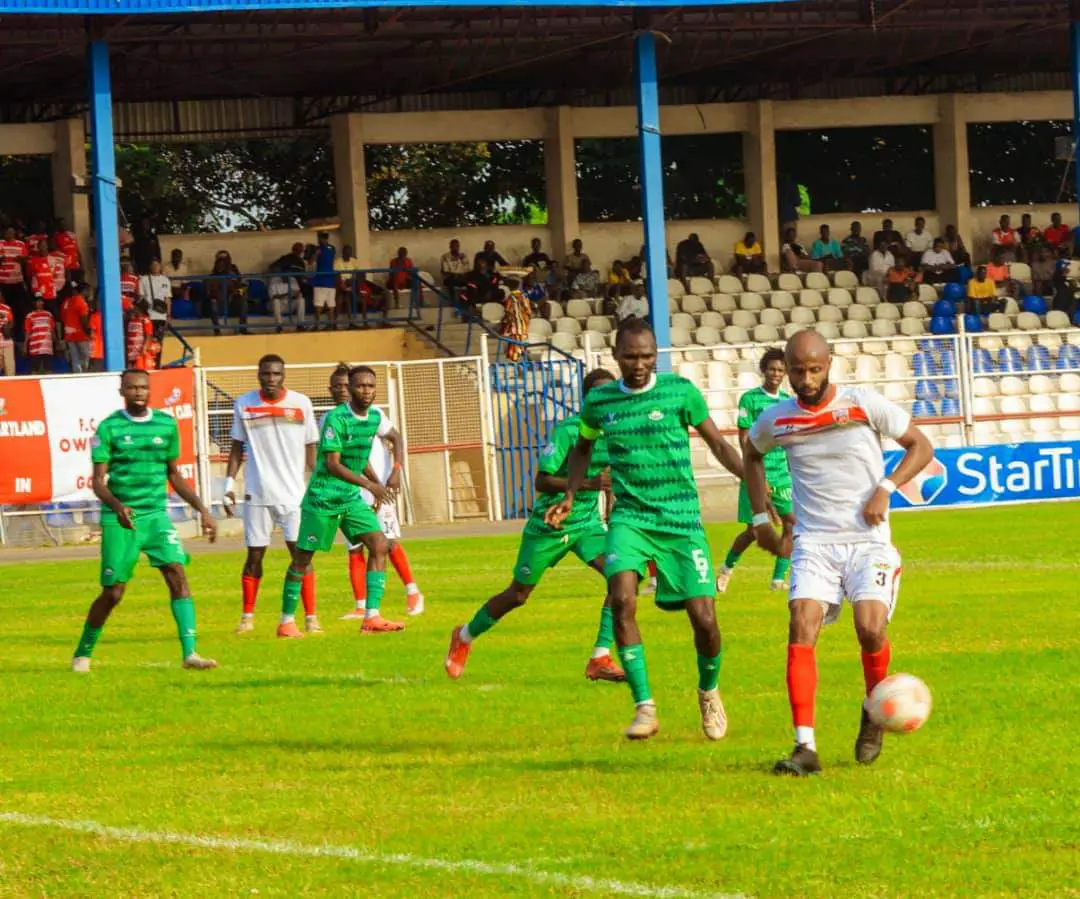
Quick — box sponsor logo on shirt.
[832,408,851,425]
[540,443,556,457]
[122,435,132,444]
[648,410,663,422]
[325,427,335,440]
[152,436,164,445]
[605,412,616,425]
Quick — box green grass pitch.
[0,504,1077,898]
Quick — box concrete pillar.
[933,94,972,252]
[544,106,579,263]
[331,114,372,266]
[51,117,91,277]
[743,100,780,272]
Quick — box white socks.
[459,624,474,644]
[590,647,611,660]
[280,614,295,625]
[406,583,420,596]
[795,726,816,751]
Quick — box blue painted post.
[89,41,124,372]
[1072,21,1080,222]
[634,31,672,372]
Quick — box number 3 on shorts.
[692,549,710,584]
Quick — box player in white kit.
[744,331,933,776]
[225,354,321,637]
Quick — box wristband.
[878,478,897,495]
[751,512,771,528]
[224,476,236,495]
[393,462,402,470]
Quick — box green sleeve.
[319,409,344,454]
[90,419,112,464]
[578,394,602,441]
[736,392,754,430]
[681,380,710,429]
[536,420,573,475]
[167,418,180,462]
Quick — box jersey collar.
[796,384,837,412]
[121,409,153,423]
[259,388,288,404]
[348,403,376,420]
[618,373,657,395]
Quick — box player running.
[716,348,795,593]
[745,330,932,776]
[444,368,626,683]
[546,319,745,740]
[284,365,405,633]
[224,354,320,637]
[72,368,218,672]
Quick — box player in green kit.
[546,318,745,741]
[444,368,626,683]
[72,369,218,673]
[286,365,405,633]
[716,348,795,593]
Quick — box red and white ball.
[867,673,933,733]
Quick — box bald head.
[785,329,830,368]
[785,330,832,406]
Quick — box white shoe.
[769,579,787,592]
[698,688,728,741]
[406,592,425,616]
[340,608,366,621]
[716,567,733,594]
[182,653,218,670]
[625,702,660,740]
[235,618,254,634]
[641,577,657,595]
[72,656,91,673]
[304,615,324,634]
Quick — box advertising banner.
[885,441,1080,509]
[0,369,196,505]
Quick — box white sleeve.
[138,277,149,300]
[229,399,246,443]
[748,412,776,454]
[303,396,320,444]
[376,411,394,437]
[858,388,911,440]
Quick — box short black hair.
[349,365,376,381]
[121,368,149,381]
[583,368,616,393]
[614,316,655,352]
[330,361,350,379]
[759,347,786,373]
[258,353,285,368]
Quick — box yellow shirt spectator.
[734,240,763,258]
[967,277,996,300]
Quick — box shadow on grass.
[202,736,464,755]
[171,675,387,690]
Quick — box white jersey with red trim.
[231,388,319,506]
[359,432,396,505]
[749,385,911,545]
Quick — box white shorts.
[268,276,300,298]
[347,503,400,549]
[789,541,902,626]
[244,503,301,546]
[313,286,336,309]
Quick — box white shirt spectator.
[920,248,955,267]
[868,250,894,276]
[905,230,934,254]
[139,273,172,322]
[616,294,649,323]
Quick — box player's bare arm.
[168,460,217,543]
[535,469,610,496]
[862,424,934,526]
[694,416,744,479]
[304,441,316,474]
[91,460,134,530]
[745,442,789,557]
[223,438,244,516]
[385,427,404,490]
[326,451,390,504]
[543,435,594,529]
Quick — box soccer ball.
[867,673,932,733]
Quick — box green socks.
[365,571,387,615]
[618,643,653,704]
[74,622,103,659]
[772,556,791,583]
[724,548,742,570]
[464,606,497,641]
[282,567,303,618]
[594,605,615,651]
[170,597,198,658]
[697,651,723,692]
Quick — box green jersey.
[303,403,391,512]
[90,409,180,522]
[526,415,609,534]
[579,373,709,536]
[737,387,791,485]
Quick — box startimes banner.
[884,441,1080,509]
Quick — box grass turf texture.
[0,504,1077,898]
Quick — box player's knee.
[610,590,637,618]
[370,534,389,558]
[505,584,531,607]
[102,585,125,607]
[244,549,266,577]
[853,603,888,650]
[161,564,189,597]
[788,600,823,644]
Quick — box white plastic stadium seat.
[917,283,938,303]
[667,279,686,299]
[579,330,607,350]
[707,361,733,388]
[790,307,816,326]
[710,293,738,314]
[739,292,766,312]
[528,319,553,339]
[972,377,997,397]
[1009,262,1033,284]
[1030,395,1056,435]
[1016,312,1041,331]
[799,289,824,309]
[842,320,868,340]
[833,340,860,358]
[681,294,708,316]
[855,355,882,381]
[875,303,901,321]
[671,312,697,332]
[883,353,909,380]
[713,275,739,295]
[723,325,749,344]
[746,273,772,293]
[784,323,808,338]
[753,324,780,343]
[759,308,786,328]
[1046,310,1071,329]
[833,270,859,289]
[695,325,721,346]
[827,288,853,308]
[871,319,897,338]
[855,287,881,307]
[731,309,758,330]
[777,273,802,292]
[546,301,564,321]
[847,304,872,323]
[555,317,581,335]
[830,357,852,382]
[678,362,704,386]
[669,326,692,347]
[900,317,925,337]
[973,397,998,417]
[551,332,577,354]
[1028,374,1054,395]
[987,313,1010,332]
[769,291,796,312]
[699,311,725,330]
[566,299,592,320]
[999,376,1025,397]
[481,302,504,324]
[999,397,1028,437]
[1059,373,1080,393]
[805,271,830,290]
[815,322,840,340]
[586,315,613,334]
[884,382,911,402]
[903,301,927,319]
[668,297,681,314]
[818,305,844,324]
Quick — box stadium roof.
[0,1,1072,125]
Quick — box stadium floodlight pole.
[88,39,124,373]
[1072,18,1080,224]
[634,30,672,373]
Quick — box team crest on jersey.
[122,435,132,444]
[324,427,335,440]
[648,410,663,422]
[832,408,851,425]
[519,565,531,576]
[284,408,297,420]
[152,436,163,445]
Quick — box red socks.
[241,575,260,615]
[647,560,657,578]
[301,570,316,616]
[349,551,367,601]
[786,643,817,728]
[861,641,891,696]
[389,544,415,586]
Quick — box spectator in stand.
[1044,212,1072,254]
[872,218,903,255]
[88,292,104,372]
[25,220,48,253]
[500,274,530,362]
[1030,246,1057,298]
[334,243,360,328]
[47,237,67,300]
[1051,260,1075,317]
[545,259,569,302]
[0,294,14,376]
[904,217,934,267]
[165,248,190,309]
[440,239,471,296]
[53,218,81,276]
[638,243,674,278]
[23,294,56,374]
[991,214,1019,262]
[943,224,970,266]
[126,297,155,369]
[841,221,870,276]
[268,241,307,333]
[523,270,550,319]
[986,248,1014,297]
[920,238,957,283]
[565,239,599,295]
[130,216,161,274]
[616,282,649,324]
[1017,213,1041,261]
[865,240,894,295]
[810,224,843,271]
[967,266,999,315]
[355,273,387,319]
[139,258,172,360]
[885,256,922,304]
[474,239,508,272]
[606,260,633,303]
[207,249,246,335]
[117,215,134,260]
[781,227,823,274]
[311,231,338,330]
[27,240,56,307]
[732,232,765,276]
[521,237,551,271]
[465,256,502,309]
[674,232,716,283]
[625,255,644,281]
[387,245,414,307]
[119,261,139,312]
[0,227,28,329]
[59,280,92,373]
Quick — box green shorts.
[298,499,381,553]
[604,523,715,610]
[513,522,608,586]
[737,481,793,524]
[100,511,188,587]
